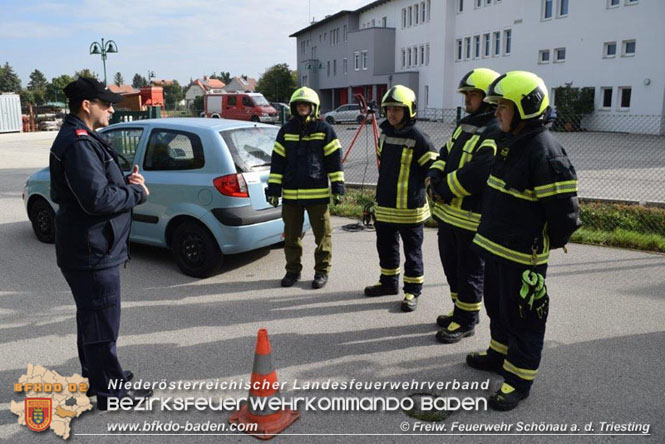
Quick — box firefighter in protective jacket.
[266,87,345,289]
[364,85,438,312]
[467,71,581,411]
[426,68,500,344]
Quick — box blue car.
[23,118,309,277]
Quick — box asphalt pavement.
[1,131,664,443]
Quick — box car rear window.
[220,126,279,172]
[144,129,205,171]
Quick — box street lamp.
[89,38,118,85]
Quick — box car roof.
[105,118,278,132]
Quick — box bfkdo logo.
[25,398,52,432]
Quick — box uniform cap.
[63,77,123,103]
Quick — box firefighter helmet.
[381,85,417,119]
[484,71,550,120]
[289,87,320,118]
[457,68,500,95]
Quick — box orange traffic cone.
[229,329,300,440]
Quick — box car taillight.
[213,174,249,198]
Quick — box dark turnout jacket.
[49,114,147,270]
[267,117,344,205]
[375,119,438,225]
[472,124,581,266]
[427,110,500,232]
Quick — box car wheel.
[171,221,223,278]
[251,115,260,122]
[29,198,55,244]
[326,116,335,124]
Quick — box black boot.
[436,310,454,327]
[435,321,475,344]
[281,272,301,287]
[466,351,503,374]
[312,273,328,289]
[488,383,529,411]
[400,293,418,312]
[364,282,398,297]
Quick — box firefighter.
[426,68,500,344]
[467,71,580,411]
[266,86,345,289]
[364,85,438,312]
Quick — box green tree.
[46,74,75,103]
[75,68,99,79]
[192,95,204,115]
[162,80,184,110]
[132,73,148,89]
[210,71,231,85]
[113,72,124,86]
[255,63,296,103]
[0,62,22,93]
[27,69,48,105]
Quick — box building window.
[408,6,413,26]
[382,16,387,27]
[486,0,491,5]
[474,35,480,58]
[344,25,347,41]
[420,45,425,65]
[421,2,426,22]
[603,42,616,58]
[333,59,336,76]
[302,75,307,85]
[401,49,406,68]
[558,0,569,16]
[625,0,638,4]
[465,37,471,59]
[362,51,368,70]
[622,39,636,56]
[427,0,431,21]
[543,0,553,19]
[402,8,407,27]
[475,0,482,8]
[354,51,360,70]
[343,58,348,75]
[426,44,430,65]
[458,0,464,13]
[504,29,512,55]
[493,32,501,56]
[415,4,419,24]
[327,61,330,76]
[608,0,620,6]
[618,87,631,109]
[371,19,375,27]
[554,47,566,62]
[538,49,550,63]
[456,39,463,61]
[600,87,612,109]
[425,85,429,106]
[413,46,418,65]
[408,47,412,66]
[483,33,490,57]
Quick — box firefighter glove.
[519,270,549,320]
[267,196,279,207]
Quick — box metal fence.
[336,110,665,244]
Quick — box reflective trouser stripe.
[490,339,508,355]
[381,267,400,276]
[503,360,538,381]
[455,299,482,312]
[450,292,458,302]
[403,275,424,284]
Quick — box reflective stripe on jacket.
[472,125,581,266]
[267,117,344,205]
[427,111,499,232]
[375,119,437,224]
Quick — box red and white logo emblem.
[25,398,52,432]
[75,129,87,137]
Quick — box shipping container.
[0,93,22,133]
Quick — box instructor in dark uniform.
[50,77,152,410]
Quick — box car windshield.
[220,126,278,171]
[251,95,270,106]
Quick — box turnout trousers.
[483,256,549,393]
[375,221,424,296]
[61,265,128,398]
[437,223,485,326]
[282,203,332,274]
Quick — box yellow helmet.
[457,68,500,95]
[381,85,417,119]
[484,71,550,120]
[289,86,320,118]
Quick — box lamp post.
[89,38,118,85]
